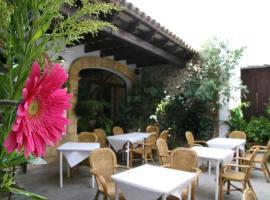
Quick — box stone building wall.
[142,64,190,95]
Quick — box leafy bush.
[156,94,213,140]
[226,103,248,132]
[115,80,165,131]
[226,102,270,144]
[246,116,270,144]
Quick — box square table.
[57,142,100,188]
[207,138,246,170]
[107,132,149,167]
[112,164,197,200]
[191,146,234,200]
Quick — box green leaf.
[29,22,51,44]
[7,186,47,200]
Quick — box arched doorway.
[66,56,137,142]
[76,68,128,133]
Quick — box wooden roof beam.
[103,28,185,67]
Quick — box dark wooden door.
[241,66,270,121]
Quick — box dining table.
[57,142,100,188]
[191,146,234,200]
[107,132,149,167]
[112,164,197,200]
[207,137,246,171]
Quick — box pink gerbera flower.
[4,61,72,157]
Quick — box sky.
[127,0,270,67]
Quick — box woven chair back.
[144,132,158,153]
[229,131,247,140]
[78,132,97,143]
[185,131,195,146]
[156,138,170,165]
[89,148,117,183]
[94,128,107,147]
[146,125,159,135]
[112,126,124,135]
[170,147,198,172]
[159,130,169,142]
[242,188,257,200]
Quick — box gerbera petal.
[4,60,71,158]
[4,131,17,153]
[32,133,46,157]
[17,104,26,116]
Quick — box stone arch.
[64,56,138,142]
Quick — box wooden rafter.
[104,28,185,67]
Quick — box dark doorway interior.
[241,66,270,121]
[76,68,127,132]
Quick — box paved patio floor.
[8,161,270,200]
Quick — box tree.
[183,37,245,137]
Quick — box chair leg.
[129,151,133,167]
[94,190,99,200]
[144,152,148,163]
[226,180,230,194]
[150,152,155,162]
[218,178,224,200]
[247,180,253,190]
[262,163,270,182]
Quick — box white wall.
[219,66,242,136]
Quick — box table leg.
[142,140,145,161]
[60,152,63,188]
[126,142,130,167]
[67,164,70,178]
[187,183,192,200]
[91,175,95,188]
[115,182,119,200]
[208,161,212,175]
[215,160,220,200]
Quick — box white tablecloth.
[57,142,100,167]
[107,132,149,152]
[192,146,234,200]
[192,146,234,165]
[207,138,246,150]
[112,164,196,200]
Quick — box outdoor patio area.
[1,1,270,200]
[12,161,270,200]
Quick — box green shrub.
[226,102,270,144]
[115,80,165,131]
[226,103,248,132]
[246,116,270,144]
[156,94,213,140]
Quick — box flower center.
[28,100,39,116]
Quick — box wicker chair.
[218,148,258,200]
[246,139,270,182]
[169,147,201,200]
[77,132,98,167]
[78,132,98,143]
[89,148,126,200]
[112,126,124,135]
[159,130,169,142]
[146,125,160,135]
[242,188,257,200]
[185,131,208,147]
[94,128,107,147]
[129,132,157,167]
[229,131,247,140]
[156,138,171,167]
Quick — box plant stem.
[0,100,19,106]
